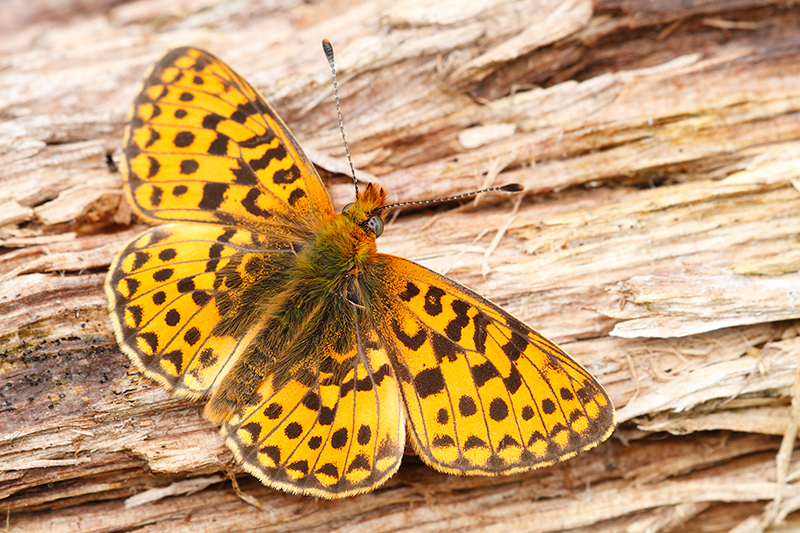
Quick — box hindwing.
[105,223,296,398]
[222,303,404,498]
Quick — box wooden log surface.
[2,0,800,531]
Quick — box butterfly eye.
[366,215,384,237]
[342,202,354,213]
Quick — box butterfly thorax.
[307,182,388,275]
[203,183,389,422]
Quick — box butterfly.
[105,45,615,499]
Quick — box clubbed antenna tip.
[322,39,334,65]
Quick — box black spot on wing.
[347,454,371,473]
[430,332,460,364]
[239,130,277,149]
[183,327,201,346]
[149,185,162,206]
[357,424,371,445]
[489,398,508,421]
[179,159,198,174]
[174,131,194,148]
[414,368,445,399]
[272,166,300,185]
[147,157,160,178]
[423,286,445,316]
[287,460,308,475]
[231,161,259,185]
[318,463,338,478]
[132,251,151,271]
[202,113,224,130]
[542,398,556,415]
[162,350,183,374]
[464,435,487,450]
[208,133,229,155]
[144,127,160,148]
[240,422,262,443]
[177,277,195,293]
[432,434,455,448]
[153,268,173,282]
[472,311,489,354]
[192,291,211,306]
[249,145,287,172]
[261,445,280,465]
[158,248,177,261]
[318,406,335,425]
[287,187,306,206]
[445,300,470,342]
[497,434,520,451]
[398,282,420,302]
[302,391,321,411]
[284,422,302,439]
[127,305,143,327]
[331,428,348,449]
[372,364,392,386]
[458,395,477,417]
[391,319,426,351]
[503,365,523,394]
[241,189,272,219]
[164,308,180,326]
[263,402,282,419]
[230,101,258,124]
[198,348,217,368]
[471,361,500,388]
[198,182,228,210]
[501,332,527,362]
[124,278,141,298]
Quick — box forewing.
[122,47,334,230]
[105,223,295,398]
[221,305,404,498]
[370,256,615,475]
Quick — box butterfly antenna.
[323,39,359,196]
[376,183,525,213]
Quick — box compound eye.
[342,202,355,213]
[366,215,384,237]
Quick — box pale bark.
[2,0,800,531]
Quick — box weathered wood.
[2,0,799,531]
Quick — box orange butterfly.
[106,46,615,498]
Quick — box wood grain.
[1,0,799,531]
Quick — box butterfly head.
[341,182,389,238]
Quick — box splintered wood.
[1,0,799,531]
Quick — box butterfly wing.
[105,223,297,398]
[221,302,404,498]
[369,256,615,475]
[122,47,334,231]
